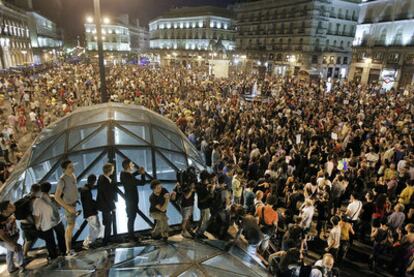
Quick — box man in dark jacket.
[120,159,146,242]
[79,174,101,249]
[96,163,116,246]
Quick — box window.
[378,29,386,45]
[336,57,341,64]
[323,56,327,64]
[330,56,335,64]
[288,23,293,34]
[388,53,400,63]
[312,55,318,64]
[343,57,348,64]
[393,30,403,45]
[303,5,308,16]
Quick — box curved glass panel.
[33,134,66,165]
[73,127,108,151]
[153,128,182,152]
[121,124,151,142]
[114,127,148,146]
[68,125,100,150]
[159,150,187,170]
[155,152,177,180]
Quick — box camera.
[176,167,197,193]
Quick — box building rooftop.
[152,6,235,21]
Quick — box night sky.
[32,0,236,46]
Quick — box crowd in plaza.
[0,62,413,276]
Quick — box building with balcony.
[0,0,33,68]
[27,11,63,64]
[232,0,359,79]
[84,14,149,55]
[148,6,236,65]
[349,0,414,89]
[130,19,150,53]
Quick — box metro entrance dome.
[0,103,205,203]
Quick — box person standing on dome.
[120,159,146,242]
[54,160,78,257]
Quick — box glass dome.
[0,103,205,203]
[24,240,269,277]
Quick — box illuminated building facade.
[231,0,359,78]
[349,0,414,89]
[27,11,63,64]
[0,0,33,68]
[149,6,236,64]
[84,15,149,54]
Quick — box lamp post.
[93,0,108,102]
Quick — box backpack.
[14,195,33,220]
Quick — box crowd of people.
[0,62,413,276]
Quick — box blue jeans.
[0,241,23,272]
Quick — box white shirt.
[32,194,61,231]
[347,200,362,220]
[29,111,36,122]
[301,205,315,228]
[328,225,341,249]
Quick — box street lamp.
[92,0,108,102]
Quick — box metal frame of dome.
[27,240,269,277]
[0,103,206,243]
